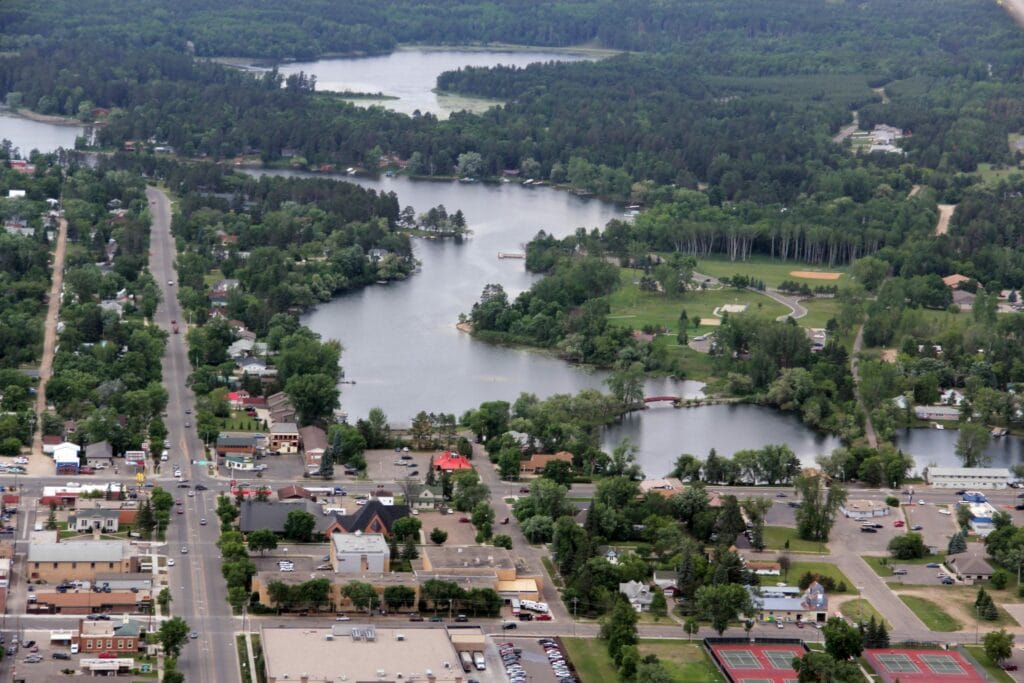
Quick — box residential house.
[215,433,257,459]
[746,561,782,576]
[77,616,144,653]
[940,388,965,406]
[323,500,410,538]
[235,356,276,379]
[53,443,81,475]
[67,506,122,533]
[519,451,573,475]
[947,545,994,583]
[330,532,390,574]
[208,278,239,307]
[639,478,686,498]
[267,392,296,425]
[85,441,114,468]
[746,582,828,624]
[406,484,444,510]
[652,571,679,596]
[42,435,62,455]
[300,426,328,470]
[619,581,654,612]
[942,274,971,289]
[270,423,300,454]
[431,451,472,473]
[27,542,136,583]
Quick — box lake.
[275,48,595,118]
[5,84,1021,477]
[0,110,83,154]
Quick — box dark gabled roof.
[331,500,410,535]
[238,500,329,534]
[216,433,257,448]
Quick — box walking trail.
[31,216,68,461]
[935,204,955,236]
[851,323,878,448]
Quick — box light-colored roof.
[261,626,463,683]
[950,553,993,575]
[942,274,971,288]
[28,541,131,563]
[299,426,328,451]
[270,422,299,435]
[421,545,514,571]
[929,467,1011,478]
[332,532,389,555]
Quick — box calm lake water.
[0,110,82,154]
[275,48,594,118]
[5,88,1021,476]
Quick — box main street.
[146,187,239,683]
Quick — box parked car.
[926,563,940,568]
[894,520,905,527]
[459,517,470,523]
[335,616,351,622]
[455,614,468,622]
[189,631,199,639]
[775,492,787,498]
[911,525,923,531]
[1001,663,1019,671]
[860,527,878,533]
[535,614,552,621]
[519,487,530,494]
[408,614,423,622]
[941,577,955,585]
[53,652,71,660]
[777,621,785,629]
[429,616,443,623]
[502,622,517,630]
[98,652,116,659]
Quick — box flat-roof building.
[840,499,891,519]
[928,467,1011,490]
[260,626,466,683]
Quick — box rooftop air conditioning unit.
[396,634,405,641]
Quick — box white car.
[167,280,174,286]
[918,499,926,505]
[938,509,952,516]
[167,559,175,567]
[13,457,28,465]
[161,454,168,462]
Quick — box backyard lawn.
[784,561,858,594]
[864,553,946,576]
[762,526,828,553]
[898,595,962,631]
[219,411,266,432]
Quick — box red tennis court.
[864,648,984,683]
[708,642,807,683]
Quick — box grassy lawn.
[237,634,253,683]
[695,255,850,290]
[762,526,827,553]
[839,598,888,627]
[976,162,1024,185]
[203,269,225,287]
[541,556,563,588]
[219,411,266,432]
[959,599,1020,627]
[964,645,1016,683]
[252,634,267,683]
[651,334,720,382]
[609,268,787,333]
[563,638,725,683]
[864,553,945,577]
[784,561,858,594]
[800,298,841,329]
[638,640,726,682]
[563,638,616,683]
[898,595,962,631]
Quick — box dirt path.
[851,323,878,448]
[31,216,68,461]
[872,86,891,105]
[908,184,921,198]
[935,204,956,236]
[832,110,860,144]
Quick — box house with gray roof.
[28,541,136,582]
[619,580,655,612]
[745,582,828,624]
[947,546,994,584]
[68,507,122,532]
[407,484,444,510]
[85,441,114,467]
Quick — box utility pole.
[572,598,578,636]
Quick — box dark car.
[52,652,71,660]
[502,622,517,630]
[409,471,419,477]
[518,613,534,621]
[775,492,787,498]
[79,466,95,474]
[1001,664,1019,671]
[519,487,530,493]
[408,614,423,622]
[195,485,208,491]
[454,614,468,622]
[860,527,878,533]
[871,523,884,529]
[429,616,443,623]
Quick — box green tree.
[695,583,753,635]
[888,532,927,560]
[983,628,1014,665]
[492,534,512,549]
[343,581,379,612]
[247,528,279,555]
[392,516,422,541]
[401,537,419,560]
[541,459,574,487]
[792,651,862,683]
[650,590,667,617]
[606,362,645,410]
[228,586,249,613]
[283,510,317,542]
[157,616,191,658]
[956,422,991,467]
[157,587,172,615]
[600,596,638,665]
[822,616,863,661]
[429,527,448,545]
[46,503,57,530]
[286,373,339,426]
[383,585,416,611]
[794,475,847,542]
[683,617,699,641]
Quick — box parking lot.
[364,448,433,483]
[900,502,958,550]
[764,500,798,527]
[883,561,952,587]
[831,511,903,554]
[497,636,569,683]
[8,629,100,679]
[418,510,478,545]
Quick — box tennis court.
[864,648,983,683]
[709,642,806,683]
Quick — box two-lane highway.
[147,187,239,683]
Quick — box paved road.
[31,216,68,459]
[147,186,239,683]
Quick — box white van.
[33,522,43,532]
[70,643,79,654]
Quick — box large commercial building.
[260,625,468,683]
[927,467,1011,490]
[27,542,137,583]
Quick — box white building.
[840,499,891,519]
[331,532,389,574]
[927,467,1011,490]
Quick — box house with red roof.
[431,451,472,473]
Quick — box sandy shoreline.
[4,107,83,127]
[1003,0,1024,28]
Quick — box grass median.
[762,526,827,553]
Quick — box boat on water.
[992,427,1009,437]
[933,422,945,430]
[498,252,526,259]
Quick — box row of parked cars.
[538,638,576,683]
[497,641,526,683]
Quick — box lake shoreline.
[2,107,84,127]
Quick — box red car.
[79,467,95,475]
[894,520,905,527]
[519,487,530,493]
[176,508,184,514]
[98,652,116,659]
[535,614,552,621]
[458,517,470,523]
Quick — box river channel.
[5,79,1023,478]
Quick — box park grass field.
[609,268,787,333]
[785,561,858,594]
[800,298,841,329]
[694,255,851,289]
[976,161,1024,185]
[898,595,962,631]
